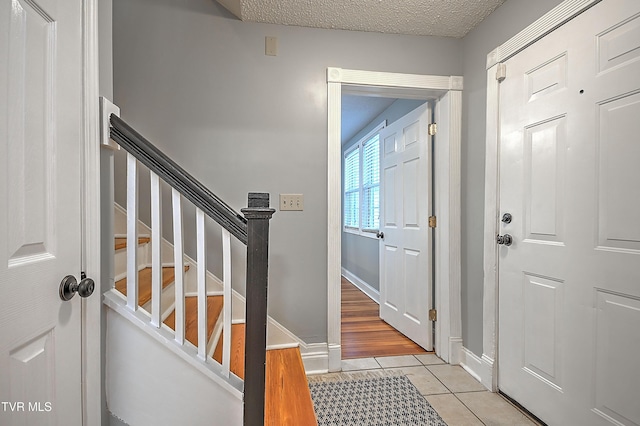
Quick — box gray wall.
[112,0,462,344]
[459,0,564,355]
[341,99,426,291]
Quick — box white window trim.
[343,121,385,239]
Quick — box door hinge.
[428,216,437,228]
[428,123,437,136]
[496,63,506,82]
[429,309,437,322]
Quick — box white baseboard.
[449,336,463,365]
[300,343,329,375]
[459,346,493,391]
[341,268,380,304]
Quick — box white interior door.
[498,0,640,424]
[0,0,84,424]
[379,103,433,350]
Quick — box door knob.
[59,275,95,301]
[496,234,513,246]
[376,231,384,239]
[501,213,512,224]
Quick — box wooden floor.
[265,348,317,426]
[341,276,429,359]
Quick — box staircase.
[102,110,316,426]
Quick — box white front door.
[498,0,640,424]
[0,0,85,424]
[379,103,433,350]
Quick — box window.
[343,122,385,235]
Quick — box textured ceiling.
[216,0,506,38]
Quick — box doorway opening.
[327,68,463,372]
[340,95,430,360]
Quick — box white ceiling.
[216,0,506,38]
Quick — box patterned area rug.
[308,371,447,426]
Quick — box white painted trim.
[459,347,493,391]
[150,172,162,327]
[483,64,501,392]
[327,78,342,372]
[300,343,330,375]
[327,68,463,370]
[486,0,601,68]
[483,0,599,392]
[99,97,120,150]
[81,0,102,422]
[341,268,380,304]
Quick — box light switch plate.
[279,194,303,211]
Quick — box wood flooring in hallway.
[341,276,429,359]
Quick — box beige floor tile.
[425,394,483,425]
[375,355,421,368]
[456,391,538,426]
[427,364,486,393]
[415,353,446,365]
[384,366,450,395]
[341,357,381,371]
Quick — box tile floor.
[333,354,542,426]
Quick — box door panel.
[379,103,432,350]
[498,1,640,424]
[0,0,84,424]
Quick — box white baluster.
[150,172,162,327]
[222,228,232,377]
[196,208,207,360]
[172,189,185,344]
[126,153,138,311]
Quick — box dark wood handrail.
[110,114,249,244]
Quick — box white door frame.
[327,68,463,371]
[482,0,602,391]
[81,0,102,423]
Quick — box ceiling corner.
[215,0,243,20]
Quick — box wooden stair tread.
[114,236,150,250]
[265,348,317,426]
[115,265,189,307]
[213,323,246,379]
[163,295,223,348]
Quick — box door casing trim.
[327,68,463,371]
[483,0,602,391]
[82,0,102,423]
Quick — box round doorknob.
[59,275,95,301]
[376,231,384,239]
[496,234,513,246]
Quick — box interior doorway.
[340,96,431,360]
[327,68,463,372]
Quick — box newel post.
[241,193,275,426]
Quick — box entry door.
[379,103,432,350]
[498,0,640,424]
[0,0,84,424]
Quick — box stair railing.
[109,114,274,426]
